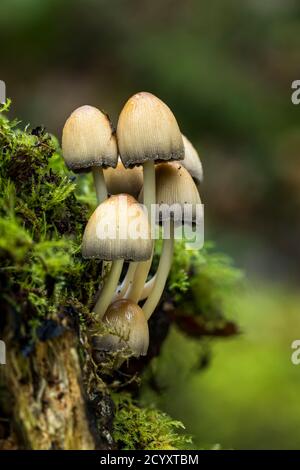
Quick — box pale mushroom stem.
[113,262,138,302]
[143,160,156,219]
[138,274,156,301]
[93,259,124,320]
[126,160,155,303]
[92,167,110,276]
[143,222,174,320]
[127,258,152,303]
[92,167,107,204]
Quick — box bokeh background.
[1,0,300,449]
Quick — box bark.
[1,331,97,450]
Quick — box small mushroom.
[92,299,149,362]
[117,92,184,303]
[181,134,203,185]
[142,162,201,320]
[104,158,143,198]
[62,105,118,203]
[154,161,201,223]
[82,194,153,319]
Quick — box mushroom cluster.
[62,92,203,365]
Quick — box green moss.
[169,240,243,319]
[112,393,192,450]
[150,236,243,337]
[0,102,100,346]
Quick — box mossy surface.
[113,393,192,450]
[152,237,243,337]
[0,101,101,351]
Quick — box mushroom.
[92,299,149,362]
[138,140,203,300]
[82,194,152,319]
[104,158,143,198]
[181,135,203,185]
[117,92,184,302]
[142,162,201,320]
[62,105,118,203]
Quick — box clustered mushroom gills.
[61,92,203,365]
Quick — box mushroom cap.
[82,194,153,261]
[182,135,203,184]
[104,158,143,198]
[151,162,201,223]
[92,299,149,357]
[62,105,118,171]
[117,92,184,168]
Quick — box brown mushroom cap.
[82,194,153,261]
[117,92,184,168]
[62,105,118,171]
[104,158,143,198]
[181,135,203,185]
[92,299,149,357]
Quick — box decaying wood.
[1,332,96,450]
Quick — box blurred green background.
[1,0,300,449]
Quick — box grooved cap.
[62,105,118,171]
[182,135,203,184]
[82,194,153,261]
[154,162,201,222]
[117,92,184,168]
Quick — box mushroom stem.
[126,257,152,303]
[92,167,109,275]
[92,167,107,204]
[126,160,155,303]
[143,160,156,219]
[138,274,156,301]
[113,262,138,301]
[93,259,124,320]
[143,222,174,320]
